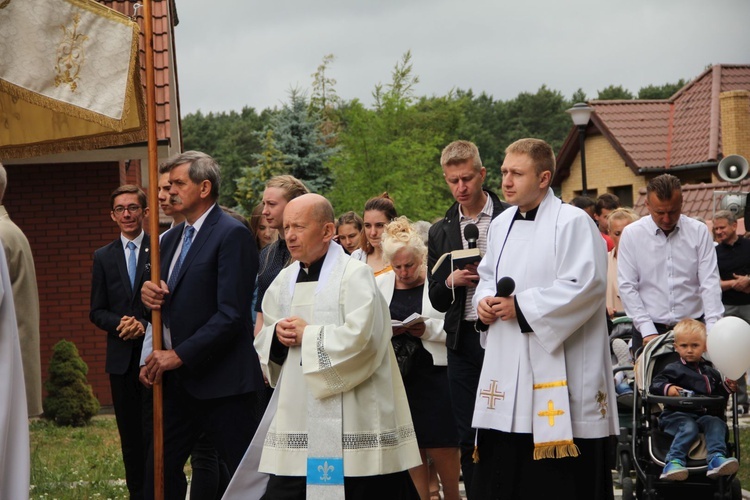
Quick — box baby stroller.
[610,315,638,499]
[631,331,742,499]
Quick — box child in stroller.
[648,319,739,481]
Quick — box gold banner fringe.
[532,442,580,460]
[0,127,147,160]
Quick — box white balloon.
[708,316,750,380]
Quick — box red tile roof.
[554,65,750,184]
[99,0,176,142]
[591,100,671,170]
[594,65,750,170]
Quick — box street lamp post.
[566,103,593,197]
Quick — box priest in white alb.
[0,241,30,499]
[224,193,420,500]
[471,139,618,499]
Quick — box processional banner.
[0,0,146,159]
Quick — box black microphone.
[495,276,515,298]
[464,223,479,249]
[476,276,516,331]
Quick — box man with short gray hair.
[713,209,750,413]
[141,151,264,499]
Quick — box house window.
[610,185,633,208]
[573,189,598,199]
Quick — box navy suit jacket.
[90,235,151,375]
[160,204,263,399]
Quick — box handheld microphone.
[495,276,515,298]
[464,223,479,249]
[476,276,516,331]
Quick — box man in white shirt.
[618,174,723,353]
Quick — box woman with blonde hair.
[607,207,639,318]
[376,216,460,500]
[351,193,397,276]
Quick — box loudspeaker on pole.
[717,155,749,183]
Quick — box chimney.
[720,90,750,159]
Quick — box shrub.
[43,340,100,426]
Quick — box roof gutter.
[638,161,718,174]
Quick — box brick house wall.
[720,90,750,160]
[560,135,647,205]
[5,161,145,407]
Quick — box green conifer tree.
[235,129,286,213]
[43,340,100,426]
[271,88,336,193]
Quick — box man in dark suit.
[90,184,151,500]
[141,151,263,500]
[427,140,508,496]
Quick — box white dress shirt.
[617,214,723,337]
[119,230,145,264]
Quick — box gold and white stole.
[491,192,579,459]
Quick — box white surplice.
[471,189,618,440]
[254,243,420,477]
[0,240,30,499]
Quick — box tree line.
[182,52,686,222]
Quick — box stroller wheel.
[730,477,742,500]
[620,451,632,478]
[621,476,634,500]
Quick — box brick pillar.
[720,90,750,159]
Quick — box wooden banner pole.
[141,0,164,498]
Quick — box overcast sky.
[173,0,750,116]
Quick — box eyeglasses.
[113,204,142,215]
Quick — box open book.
[391,312,428,328]
[430,248,482,282]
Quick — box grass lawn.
[30,416,128,499]
[29,415,750,498]
[738,423,750,489]
[30,415,194,499]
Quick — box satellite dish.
[718,155,749,183]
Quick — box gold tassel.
[533,443,580,460]
[472,445,480,463]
